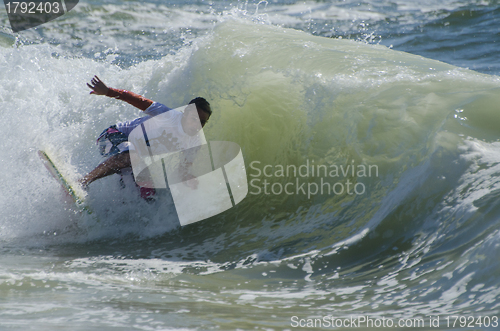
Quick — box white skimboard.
[38,150,94,216]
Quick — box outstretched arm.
[87,75,154,111]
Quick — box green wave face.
[157,22,500,255]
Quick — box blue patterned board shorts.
[96,125,156,200]
[96,125,131,157]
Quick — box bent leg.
[80,152,131,188]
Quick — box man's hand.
[87,75,109,95]
[87,75,153,110]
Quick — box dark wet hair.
[189,97,212,117]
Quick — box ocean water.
[1,0,500,330]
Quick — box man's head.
[181,97,211,136]
[189,97,211,118]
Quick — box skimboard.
[38,150,94,216]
